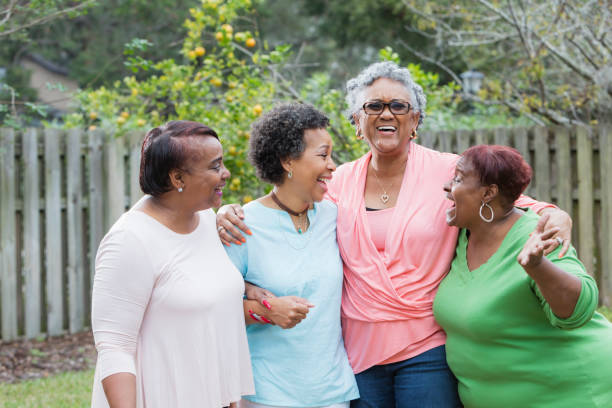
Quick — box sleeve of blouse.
[225,235,248,278]
[91,228,156,380]
[514,194,557,213]
[529,245,598,329]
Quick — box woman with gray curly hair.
[223,103,359,408]
[218,62,572,407]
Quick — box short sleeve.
[529,245,598,329]
[515,194,557,213]
[91,229,156,380]
[225,238,248,278]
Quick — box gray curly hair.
[346,61,426,128]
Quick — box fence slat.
[533,127,551,202]
[494,128,509,146]
[576,126,594,276]
[599,125,612,305]
[44,128,64,336]
[456,129,471,154]
[128,132,143,205]
[439,130,451,153]
[1,128,18,340]
[66,129,85,332]
[22,128,42,337]
[474,129,487,145]
[554,127,572,217]
[88,130,104,284]
[513,128,530,195]
[105,136,126,230]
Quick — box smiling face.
[284,128,336,203]
[354,77,420,156]
[443,157,488,228]
[179,136,230,210]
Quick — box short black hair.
[139,120,218,196]
[249,103,329,184]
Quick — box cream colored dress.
[91,208,254,408]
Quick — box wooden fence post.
[66,129,85,332]
[128,132,143,205]
[88,129,105,285]
[576,126,595,276]
[105,135,126,230]
[22,128,42,337]
[599,124,612,306]
[44,128,64,335]
[1,128,18,340]
[554,127,572,218]
[533,126,551,202]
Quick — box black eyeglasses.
[362,100,412,115]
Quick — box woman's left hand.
[518,214,560,269]
[538,207,572,257]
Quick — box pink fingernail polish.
[261,316,272,324]
[262,299,272,310]
[246,229,253,236]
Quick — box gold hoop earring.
[411,130,418,140]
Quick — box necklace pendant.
[380,193,390,204]
[298,227,302,234]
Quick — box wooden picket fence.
[0,124,611,341]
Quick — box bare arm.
[518,214,581,318]
[102,373,137,408]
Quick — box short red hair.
[462,144,532,204]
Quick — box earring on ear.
[288,170,293,179]
[356,129,363,140]
[411,130,418,140]
[178,187,183,193]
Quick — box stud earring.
[288,170,293,179]
[178,187,183,193]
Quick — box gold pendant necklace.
[371,167,392,204]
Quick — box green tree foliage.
[402,0,612,126]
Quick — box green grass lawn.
[1,309,611,407]
[0,369,93,408]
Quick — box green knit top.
[434,210,612,408]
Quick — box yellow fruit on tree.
[215,32,224,41]
[228,146,237,154]
[195,46,205,57]
[228,81,237,89]
[131,88,139,96]
[222,24,233,33]
[245,38,256,48]
[88,125,97,131]
[137,119,146,127]
[89,112,98,120]
[243,195,253,203]
[117,116,126,125]
[210,78,222,87]
[187,50,197,59]
[120,111,129,119]
[252,104,263,116]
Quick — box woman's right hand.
[266,296,315,329]
[216,204,251,245]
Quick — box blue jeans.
[351,345,461,408]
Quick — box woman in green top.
[434,144,612,408]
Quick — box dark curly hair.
[249,103,330,184]
[139,120,218,196]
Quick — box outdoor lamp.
[460,70,484,95]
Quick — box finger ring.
[555,236,563,246]
[217,226,225,233]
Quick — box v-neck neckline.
[459,211,527,274]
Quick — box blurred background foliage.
[2,0,608,201]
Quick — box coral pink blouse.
[327,143,552,373]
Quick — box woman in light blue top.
[223,103,359,408]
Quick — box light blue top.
[225,199,359,407]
